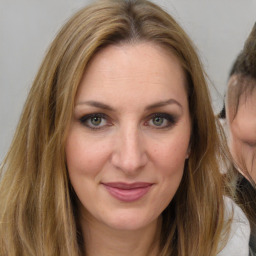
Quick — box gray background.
[1,0,256,161]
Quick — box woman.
[224,23,256,255]
[0,0,249,255]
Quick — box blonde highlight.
[0,1,231,255]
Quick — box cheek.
[152,142,187,209]
[151,132,190,205]
[151,137,189,188]
[65,128,110,177]
[228,135,255,169]
[153,133,190,167]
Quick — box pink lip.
[102,182,153,202]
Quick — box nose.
[110,125,148,175]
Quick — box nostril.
[111,152,147,174]
[110,145,148,174]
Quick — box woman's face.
[227,76,256,181]
[65,42,191,232]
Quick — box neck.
[80,212,161,256]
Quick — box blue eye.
[147,113,176,128]
[79,113,108,129]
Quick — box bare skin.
[227,75,256,182]
[66,42,191,255]
[80,207,161,256]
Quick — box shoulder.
[217,196,250,256]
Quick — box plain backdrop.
[1,0,256,161]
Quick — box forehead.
[76,42,188,108]
[230,87,256,140]
[227,75,256,115]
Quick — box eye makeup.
[79,113,111,130]
[145,113,178,129]
[78,111,178,131]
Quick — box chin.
[101,209,159,231]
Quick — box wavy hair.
[0,0,230,255]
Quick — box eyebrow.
[145,99,182,110]
[76,99,182,111]
[76,101,114,111]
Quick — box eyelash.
[145,113,177,129]
[79,113,110,130]
[79,113,177,130]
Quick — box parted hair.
[227,23,256,119]
[0,0,230,255]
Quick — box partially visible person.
[0,0,250,255]
[223,22,256,255]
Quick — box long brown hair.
[0,0,231,255]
